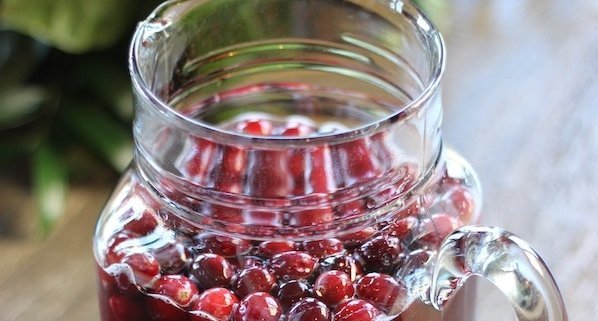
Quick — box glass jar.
[94,1,567,321]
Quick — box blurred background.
[0,0,596,320]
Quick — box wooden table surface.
[0,1,596,320]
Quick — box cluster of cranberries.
[97,118,475,321]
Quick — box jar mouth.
[128,0,445,147]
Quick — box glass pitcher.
[93,1,568,320]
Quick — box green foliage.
[1,0,137,53]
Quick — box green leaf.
[0,0,137,53]
[0,86,48,129]
[62,101,133,172]
[32,143,68,235]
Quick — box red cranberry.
[307,147,334,194]
[282,123,313,137]
[287,298,332,321]
[232,292,282,321]
[121,252,161,287]
[153,275,199,306]
[246,150,292,198]
[355,235,403,273]
[180,137,218,184]
[355,273,406,313]
[214,146,248,194]
[123,209,159,236]
[232,266,277,298]
[334,200,365,218]
[191,253,235,290]
[447,186,475,223]
[194,233,252,258]
[146,295,189,321]
[319,255,364,282]
[109,294,147,321]
[258,240,296,258]
[103,264,142,297]
[334,299,380,321]
[416,213,459,247]
[383,216,418,240]
[337,227,376,250]
[238,119,272,135]
[276,280,311,311]
[191,288,239,321]
[313,270,355,307]
[106,233,133,265]
[269,251,318,281]
[333,139,379,185]
[154,240,191,274]
[290,208,334,227]
[302,239,344,258]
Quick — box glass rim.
[129,0,446,146]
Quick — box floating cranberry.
[153,275,199,307]
[319,255,364,282]
[180,137,219,184]
[194,233,252,258]
[334,299,380,321]
[269,251,318,281]
[232,292,282,321]
[287,298,332,321]
[191,288,239,321]
[282,123,313,137]
[154,240,191,274]
[290,208,334,227]
[109,294,147,321]
[276,280,311,311]
[416,213,459,247]
[247,150,292,198]
[355,235,402,273]
[355,273,406,313]
[124,209,159,236]
[303,239,344,258]
[191,253,235,290]
[106,233,133,265]
[121,252,161,287]
[313,270,355,307]
[446,186,475,223]
[383,216,418,240]
[337,227,376,250]
[232,266,276,298]
[146,295,189,321]
[333,139,379,186]
[238,119,272,136]
[258,240,296,258]
[334,200,365,218]
[214,146,248,194]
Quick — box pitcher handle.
[431,226,568,321]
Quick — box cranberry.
[232,266,277,298]
[290,208,334,227]
[106,233,133,265]
[191,288,239,321]
[334,200,365,218]
[194,233,252,258]
[232,292,282,321]
[415,213,459,247]
[282,123,313,137]
[238,119,272,135]
[154,240,191,274]
[307,147,334,193]
[109,294,147,321]
[258,240,296,258]
[333,139,379,186]
[313,270,355,307]
[287,298,332,321]
[191,253,235,289]
[269,251,318,281]
[302,239,344,258]
[355,273,406,313]
[334,299,380,321]
[337,227,376,250]
[124,209,159,236]
[383,216,418,240]
[181,137,218,184]
[214,146,247,194]
[121,252,161,287]
[319,255,364,282]
[146,295,189,321]
[355,235,403,273]
[446,186,475,223]
[238,256,265,269]
[247,150,292,198]
[103,264,142,297]
[153,275,199,306]
[276,280,311,311]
